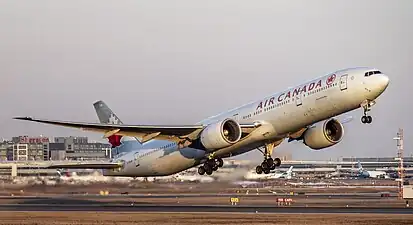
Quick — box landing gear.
[361,115,372,124]
[361,100,375,124]
[197,153,224,176]
[256,143,282,174]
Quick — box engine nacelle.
[303,118,344,150]
[200,118,242,150]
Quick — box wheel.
[366,116,372,123]
[256,165,263,174]
[274,158,281,167]
[203,164,213,175]
[270,163,276,170]
[263,168,270,174]
[212,164,218,171]
[216,158,224,167]
[261,161,269,169]
[198,166,205,175]
[361,116,367,123]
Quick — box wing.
[14,117,204,143]
[13,117,260,143]
[48,162,122,169]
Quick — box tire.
[204,164,213,175]
[216,158,224,167]
[270,163,276,170]
[198,166,205,175]
[274,158,282,167]
[256,166,263,174]
[212,164,218,171]
[361,116,367,123]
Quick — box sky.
[0,0,412,161]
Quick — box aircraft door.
[340,74,348,90]
[232,113,240,122]
[295,92,303,106]
[134,152,140,167]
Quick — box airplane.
[244,166,294,180]
[322,165,354,178]
[173,172,215,183]
[232,180,261,188]
[354,161,389,179]
[13,67,390,178]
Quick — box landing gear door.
[340,74,348,91]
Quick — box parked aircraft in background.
[173,172,214,183]
[244,166,294,180]
[355,161,389,179]
[14,67,389,178]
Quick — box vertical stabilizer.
[284,166,293,179]
[93,100,142,148]
[357,161,363,171]
[93,100,123,125]
[287,166,293,174]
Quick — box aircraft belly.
[150,148,204,176]
[213,123,278,157]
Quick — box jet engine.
[200,118,242,150]
[303,118,344,150]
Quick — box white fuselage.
[103,67,389,177]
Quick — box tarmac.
[0,192,395,199]
[0,204,412,214]
[0,194,411,214]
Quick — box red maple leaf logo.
[326,74,336,85]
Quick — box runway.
[0,192,397,199]
[0,204,411,214]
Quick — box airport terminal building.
[0,136,111,161]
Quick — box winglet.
[13,117,34,121]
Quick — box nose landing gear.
[361,100,375,124]
[255,143,281,174]
[197,153,224,176]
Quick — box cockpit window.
[365,70,382,76]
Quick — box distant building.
[50,136,111,160]
[342,157,413,163]
[0,136,111,161]
[12,136,49,161]
[0,141,14,161]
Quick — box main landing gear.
[197,153,224,176]
[256,143,281,174]
[361,100,375,124]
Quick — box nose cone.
[378,74,390,91]
[370,74,389,98]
